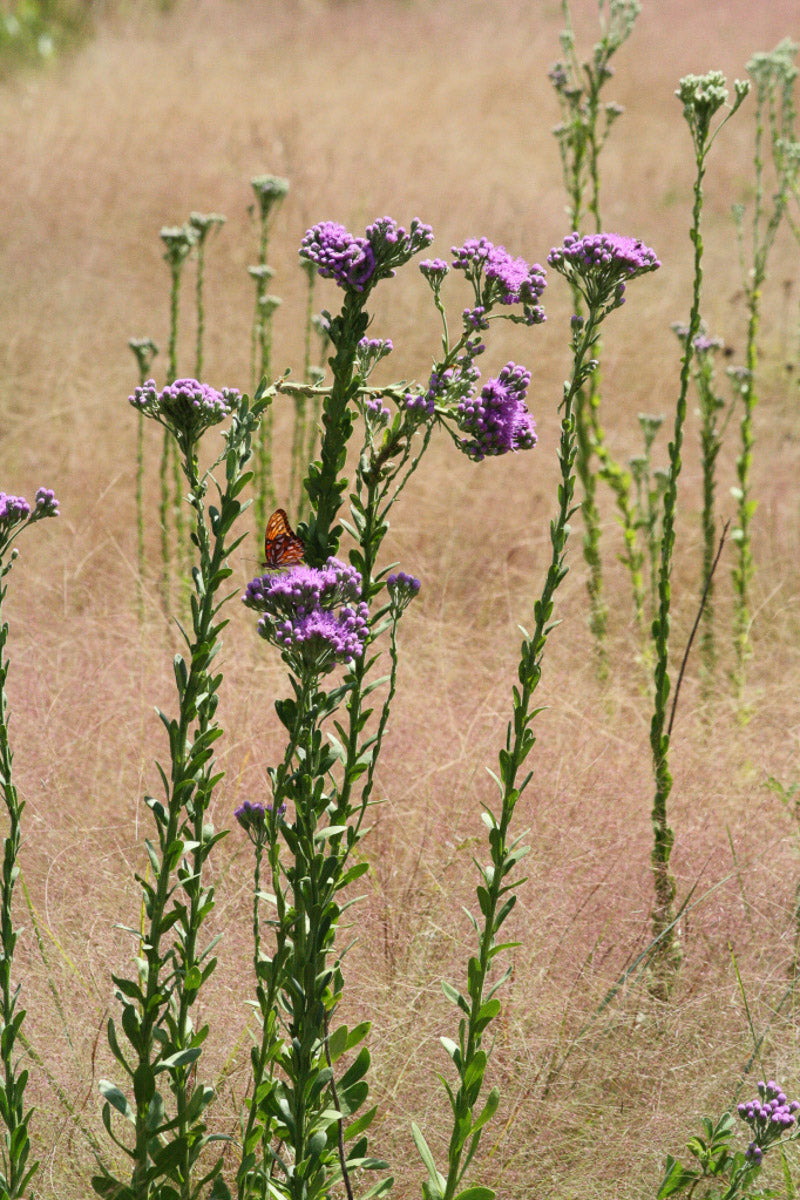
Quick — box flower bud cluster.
[356,337,394,380]
[386,571,421,614]
[738,1080,800,1163]
[234,799,286,846]
[129,378,238,443]
[0,487,59,558]
[456,362,536,462]
[548,231,660,310]
[300,216,433,295]
[244,558,370,675]
[451,237,547,326]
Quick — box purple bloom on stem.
[0,495,31,525]
[35,487,59,516]
[456,362,536,462]
[300,221,376,292]
[129,378,238,441]
[387,571,420,613]
[737,1079,800,1160]
[244,557,369,674]
[420,258,450,288]
[548,231,660,309]
[451,237,546,325]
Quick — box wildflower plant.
[91,378,268,1200]
[188,212,226,381]
[225,211,662,1200]
[548,0,640,664]
[730,39,798,698]
[658,1081,800,1199]
[673,324,735,688]
[128,337,159,619]
[0,486,59,1200]
[249,175,289,532]
[647,71,749,999]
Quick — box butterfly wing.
[263,508,305,569]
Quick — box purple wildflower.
[387,571,421,613]
[548,231,660,309]
[129,377,238,442]
[300,221,376,292]
[244,557,369,674]
[300,216,433,295]
[451,238,547,325]
[35,487,59,516]
[356,337,393,380]
[419,258,450,288]
[0,494,31,525]
[365,216,434,281]
[234,799,287,847]
[365,397,391,424]
[737,1080,800,1160]
[456,362,536,462]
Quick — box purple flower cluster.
[244,558,370,674]
[456,362,537,462]
[387,571,421,613]
[738,1080,799,1162]
[0,494,31,525]
[234,799,287,846]
[356,337,394,380]
[300,221,376,293]
[419,258,450,289]
[0,487,59,548]
[451,238,547,325]
[548,231,660,308]
[300,216,434,295]
[129,378,238,441]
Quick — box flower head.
[160,224,197,270]
[129,378,238,444]
[387,571,421,614]
[0,486,58,558]
[737,1080,800,1159]
[244,557,369,675]
[451,238,546,325]
[456,362,536,462]
[548,231,660,310]
[234,799,286,847]
[300,216,433,295]
[300,221,376,293]
[250,174,290,221]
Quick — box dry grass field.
[2,0,800,1195]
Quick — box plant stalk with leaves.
[93,378,267,1200]
[647,72,749,1000]
[0,487,58,1200]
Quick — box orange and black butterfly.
[263,508,305,571]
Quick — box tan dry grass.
[2,0,800,1195]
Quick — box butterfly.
[263,508,305,570]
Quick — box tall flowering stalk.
[92,379,267,1200]
[128,337,159,621]
[0,487,59,1200]
[548,0,640,666]
[410,230,658,1200]
[730,40,798,699]
[159,225,197,608]
[673,325,733,690]
[249,175,289,533]
[188,212,226,381]
[647,73,749,1000]
[235,216,547,1200]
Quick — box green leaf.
[411,1122,445,1197]
[656,1155,700,1198]
[453,1188,495,1200]
[98,1080,134,1121]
